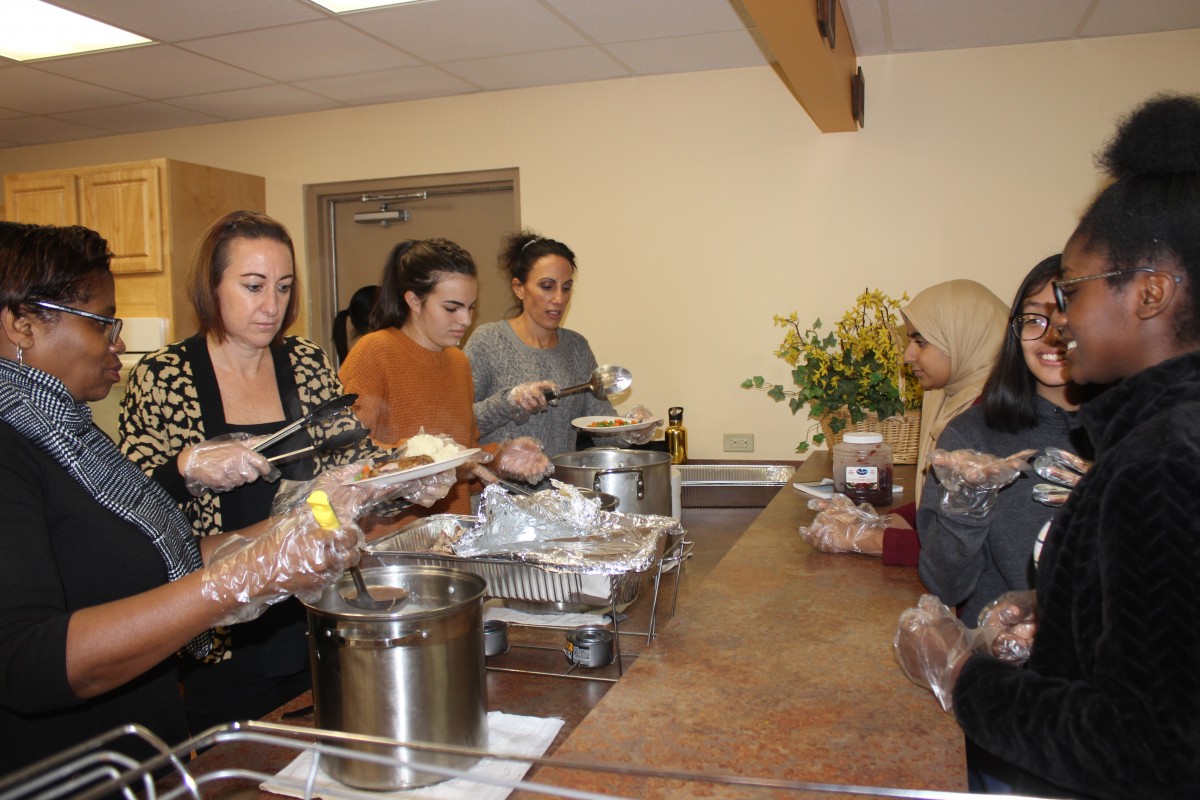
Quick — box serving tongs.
[252,394,358,454]
[267,426,370,464]
[542,364,632,403]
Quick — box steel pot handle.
[593,466,644,500]
[325,629,428,648]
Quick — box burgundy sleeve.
[881,502,919,566]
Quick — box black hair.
[981,255,1062,432]
[370,239,476,330]
[332,284,378,362]
[498,229,576,317]
[0,222,112,315]
[1072,93,1200,343]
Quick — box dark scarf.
[0,359,210,657]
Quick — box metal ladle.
[348,564,405,612]
[543,364,632,403]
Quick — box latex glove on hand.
[506,381,557,422]
[798,493,894,555]
[976,590,1037,665]
[618,404,662,446]
[493,436,554,483]
[928,448,1035,520]
[200,502,362,626]
[1032,447,1092,507]
[180,433,279,496]
[894,594,997,712]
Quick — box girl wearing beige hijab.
[901,279,1010,502]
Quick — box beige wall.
[3,29,1198,459]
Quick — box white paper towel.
[261,712,564,800]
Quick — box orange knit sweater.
[339,327,489,526]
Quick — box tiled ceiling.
[1,0,1197,148]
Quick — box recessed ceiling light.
[310,0,434,12]
[0,0,151,61]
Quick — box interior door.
[305,169,519,363]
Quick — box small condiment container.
[831,432,893,506]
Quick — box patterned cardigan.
[118,335,380,539]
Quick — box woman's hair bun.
[1097,93,1200,179]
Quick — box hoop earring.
[16,346,24,370]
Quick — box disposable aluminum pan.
[677,464,795,508]
[364,514,674,611]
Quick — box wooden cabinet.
[4,159,264,339]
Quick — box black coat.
[953,350,1200,800]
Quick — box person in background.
[0,221,362,773]
[801,279,1009,562]
[464,230,659,458]
[118,211,450,735]
[339,239,551,527]
[331,284,378,364]
[896,92,1200,799]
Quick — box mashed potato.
[405,433,461,461]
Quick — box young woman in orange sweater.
[339,239,550,526]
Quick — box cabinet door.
[79,166,163,274]
[4,173,78,225]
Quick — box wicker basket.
[818,408,922,464]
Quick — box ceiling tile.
[166,84,343,120]
[296,66,478,104]
[606,30,767,75]
[886,0,1095,53]
[0,67,140,115]
[43,0,326,42]
[344,0,586,62]
[841,0,887,56]
[32,45,272,100]
[0,115,110,145]
[179,20,422,82]
[442,47,627,91]
[546,0,746,42]
[1083,0,1200,37]
[52,102,224,134]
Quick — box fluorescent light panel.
[309,0,431,12]
[0,0,151,61]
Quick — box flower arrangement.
[741,288,923,453]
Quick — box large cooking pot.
[552,448,671,516]
[304,564,487,790]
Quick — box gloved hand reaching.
[200,502,362,626]
[894,594,998,711]
[493,436,554,483]
[798,493,894,555]
[928,448,1035,520]
[270,455,457,522]
[506,381,557,421]
[618,404,662,446]
[1032,447,1092,507]
[181,433,279,496]
[976,590,1037,665]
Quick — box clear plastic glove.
[929,448,1035,520]
[271,457,456,521]
[798,493,894,554]
[181,433,279,496]
[976,590,1037,665]
[894,594,998,712]
[506,381,557,420]
[493,436,554,483]
[1032,447,1092,507]
[618,404,662,446]
[200,504,362,626]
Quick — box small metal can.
[483,619,509,657]
[564,625,614,668]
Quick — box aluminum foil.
[452,480,679,575]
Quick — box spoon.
[543,364,632,403]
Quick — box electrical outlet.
[723,433,754,452]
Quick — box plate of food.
[572,415,661,433]
[352,448,481,488]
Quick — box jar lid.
[842,432,883,444]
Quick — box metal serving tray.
[364,515,653,611]
[677,464,796,508]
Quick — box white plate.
[352,448,480,488]
[572,415,661,433]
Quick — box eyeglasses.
[32,301,123,344]
[1010,313,1051,341]
[1052,267,1184,312]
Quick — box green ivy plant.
[741,289,923,452]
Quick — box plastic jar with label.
[831,432,893,506]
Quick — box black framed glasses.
[1011,313,1051,341]
[1052,267,1184,312]
[32,301,123,344]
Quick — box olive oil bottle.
[665,406,687,464]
